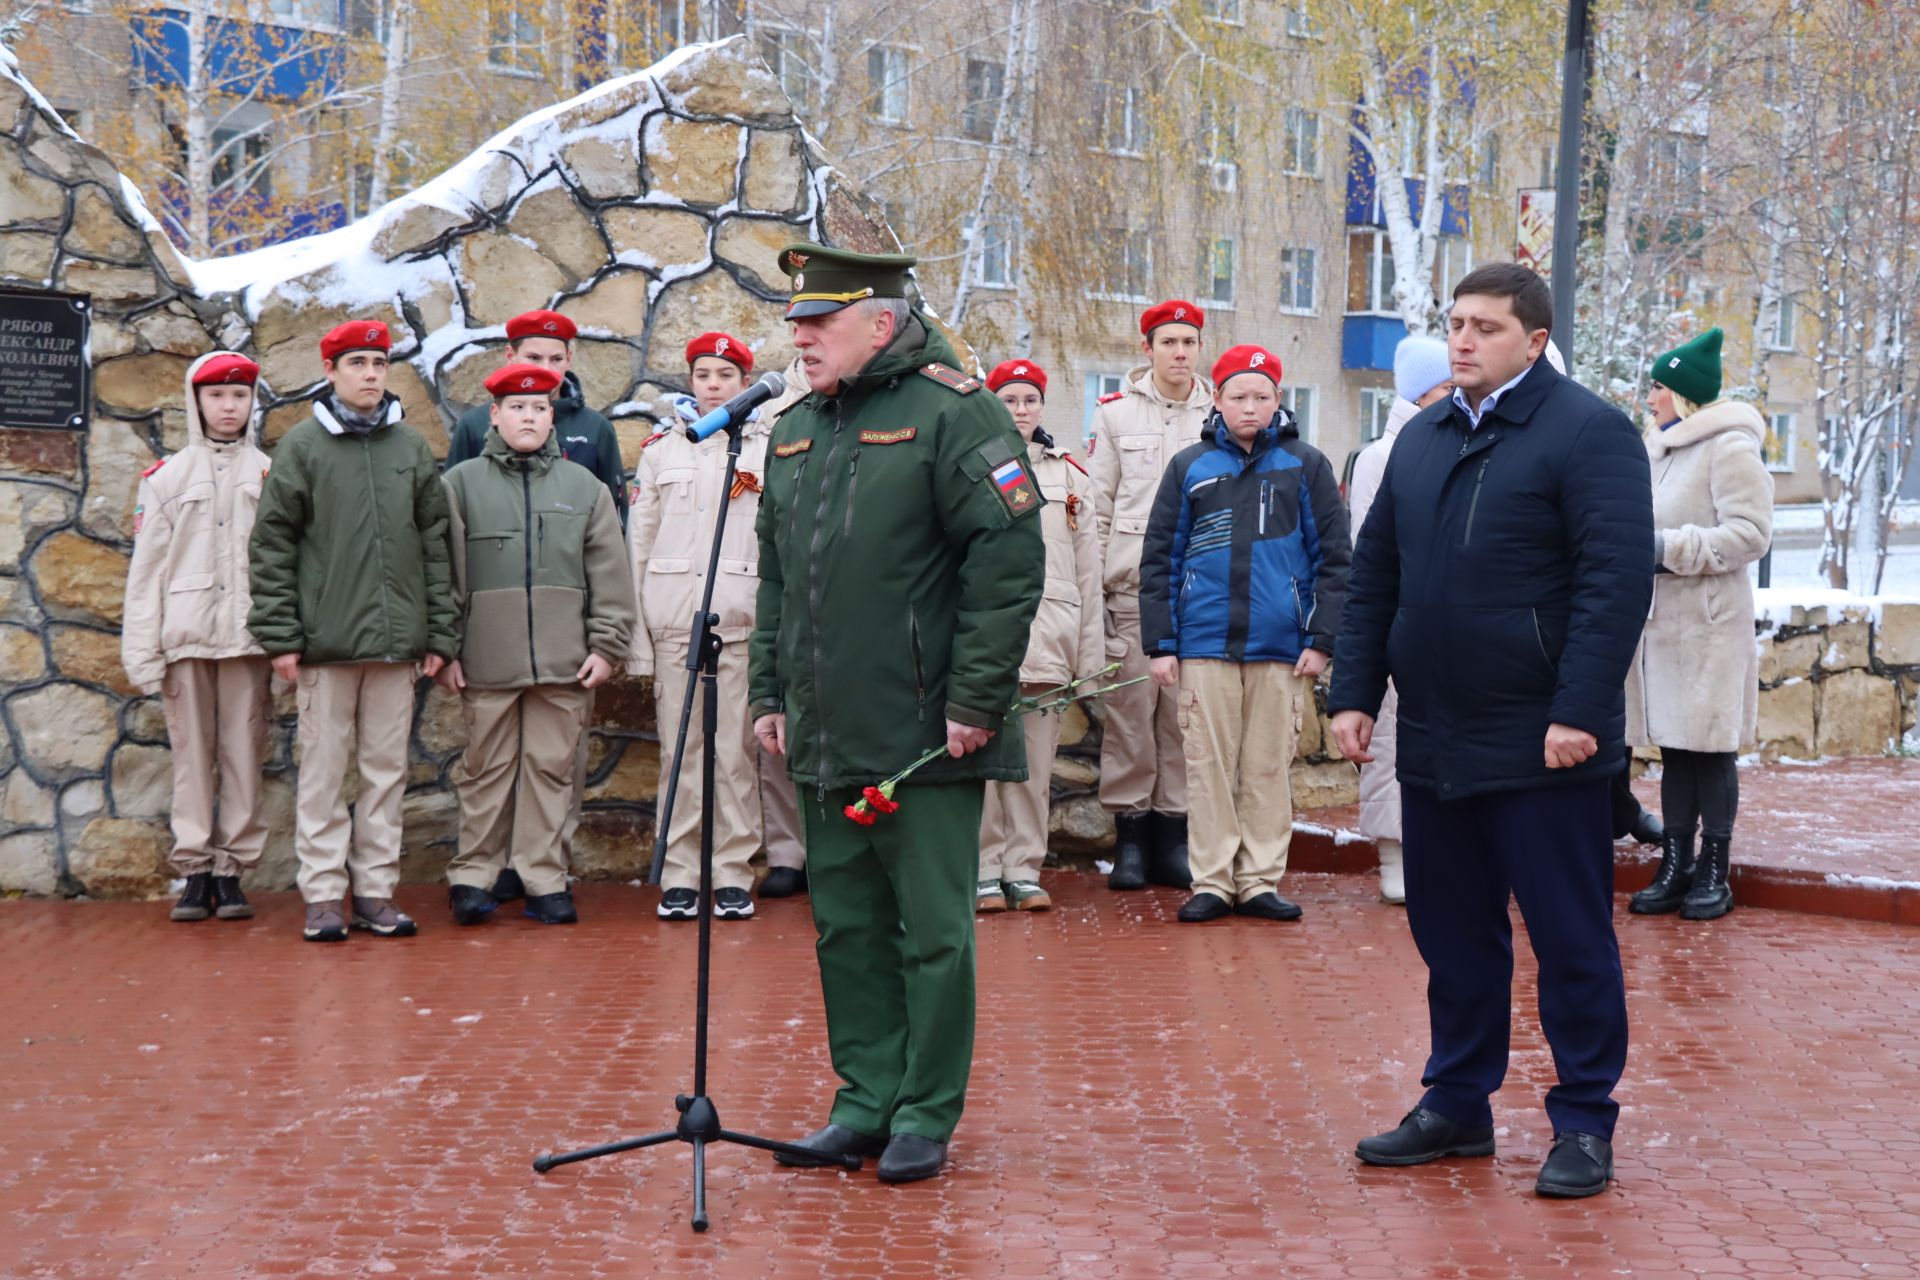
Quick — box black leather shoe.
[1628,806,1665,847]
[170,873,214,922]
[490,867,525,903]
[876,1133,947,1184]
[1536,1131,1613,1198]
[759,866,808,898]
[449,884,498,926]
[1177,891,1232,922]
[1630,830,1694,914]
[1147,811,1191,887]
[1235,892,1303,921]
[1108,813,1149,890]
[1680,834,1734,920]
[211,875,254,920]
[772,1123,888,1168]
[523,891,578,925]
[1355,1106,1496,1166]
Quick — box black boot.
[211,875,254,920]
[1629,830,1694,915]
[1147,811,1191,888]
[1680,834,1734,920]
[1627,806,1665,847]
[170,873,214,922]
[1107,813,1149,890]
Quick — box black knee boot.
[1629,830,1694,915]
[1147,812,1190,888]
[1108,813,1149,890]
[1680,834,1733,920]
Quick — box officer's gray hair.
[854,296,911,341]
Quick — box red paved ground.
[5,874,1920,1279]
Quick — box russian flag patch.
[987,455,1038,517]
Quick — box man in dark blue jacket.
[1329,264,1653,1199]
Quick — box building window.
[1433,235,1472,301]
[1765,412,1796,473]
[1083,371,1126,441]
[970,218,1015,287]
[882,198,912,248]
[488,0,543,73]
[1477,132,1500,188]
[1285,3,1317,37]
[1347,230,1396,315]
[1201,0,1243,23]
[1768,294,1797,352]
[963,59,1005,142]
[1207,237,1236,307]
[210,126,272,199]
[1649,130,1706,212]
[1278,246,1316,314]
[1283,106,1319,176]
[757,28,817,113]
[1200,100,1237,191]
[1281,386,1317,441]
[1091,228,1151,301]
[1359,387,1395,442]
[1096,81,1147,155]
[866,45,910,125]
[265,0,341,28]
[610,0,687,72]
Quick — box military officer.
[750,243,1044,1184]
[1087,300,1213,891]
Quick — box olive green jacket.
[247,395,455,664]
[749,318,1046,788]
[444,429,635,689]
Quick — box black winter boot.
[170,873,214,922]
[1107,813,1149,890]
[1147,811,1191,887]
[211,875,254,920]
[1610,770,1664,845]
[1629,830,1694,915]
[1680,834,1734,920]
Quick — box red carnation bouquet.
[843,663,1141,826]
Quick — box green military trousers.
[801,780,984,1144]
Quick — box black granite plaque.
[0,288,91,431]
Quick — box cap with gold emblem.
[778,241,917,320]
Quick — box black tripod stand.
[532,413,855,1231]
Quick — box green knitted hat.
[1651,327,1723,405]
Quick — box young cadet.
[629,332,799,920]
[122,352,274,924]
[1087,300,1213,891]
[975,360,1103,913]
[445,308,627,903]
[249,321,455,943]
[440,364,635,927]
[1140,344,1351,923]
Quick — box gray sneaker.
[303,902,347,942]
[349,897,418,937]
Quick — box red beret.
[1211,344,1282,389]
[192,353,259,387]
[986,359,1047,397]
[685,331,753,374]
[1140,300,1204,337]
[484,363,563,398]
[506,310,577,343]
[319,320,391,362]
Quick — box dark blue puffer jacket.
[1140,410,1351,663]
[1328,357,1654,799]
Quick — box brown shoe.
[349,897,418,937]
[303,902,347,942]
[976,880,1007,914]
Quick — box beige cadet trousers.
[1179,659,1302,903]
[449,682,590,898]
[979,682,1060,883]
[293,661,415,905]
[760,739,805,870]
[1099,607,1186,815]
[558,689,594,868]
[162,657,271,877]
[652,639,759,892]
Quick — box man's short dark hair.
[1452,263,1553,335]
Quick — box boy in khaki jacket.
[440,364,635,926]
[976,361,1104,913]
[123,352,274,924]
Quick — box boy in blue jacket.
[1140,344,1351,923]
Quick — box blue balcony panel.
[131,9,346,103]
[1345,136,1470,236]
[1343,314,1406,372]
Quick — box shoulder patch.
[774,439,813,458]
[639,430,668,451]
[917,363,980,395]
[858,427,917,446]
[1097,390,1125,405]
[140,457,168,478]
[988,453,1041,518]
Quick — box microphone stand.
[533,411,855,1230]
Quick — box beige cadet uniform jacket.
[121,352,271,694]
[1021,443,1105,687]
[627,403,774,675]
[1088,364,1215,609]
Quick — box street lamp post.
[1551,0,1591,352]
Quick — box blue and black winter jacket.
[1140,411,1351,664]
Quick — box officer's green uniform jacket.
[446,371,628,527]
[248,394,456,663]
[748,318,1046,789]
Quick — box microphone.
[685,372,788,442]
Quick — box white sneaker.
[1378,839,1406,905]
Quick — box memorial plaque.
[0,288,92,431]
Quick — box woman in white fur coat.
[1625,327,1773,922]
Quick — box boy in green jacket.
[439,364,636,926]
[248,321,455,943]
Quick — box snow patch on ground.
[1825,872,1920,892]
[1752,587,1920,634]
